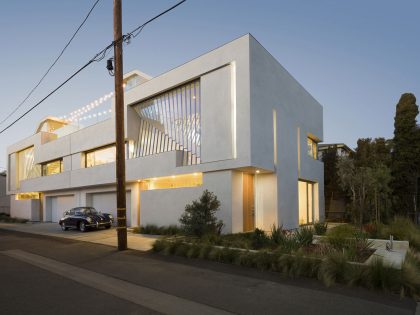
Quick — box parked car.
[59,207,113,232]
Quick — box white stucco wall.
[10,198,40,220]
[140,171,234,233]
[249,35,324,229]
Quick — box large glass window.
[298,180,316,225]
[17,147,41,184]
[41,159,63,176]
[307,137,317,159]
[86,145,116,167]
[132,80,201,165]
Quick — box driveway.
[0,222,159,251]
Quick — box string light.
[59,91,114,122]
[67,109,113,123]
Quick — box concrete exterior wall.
[140,171,234,233]
[249,36,324,229]
[10,198,40,220]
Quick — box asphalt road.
[0,229,417,315]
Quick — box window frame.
[41,159,63,176]
[85,144,116,168]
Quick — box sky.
[0,0,419,170]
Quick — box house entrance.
[243,173,255,231]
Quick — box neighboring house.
[318,143,354,221]
[0,171,10,214]
[318,143,353,159]
[6,34,324,232]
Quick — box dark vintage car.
[59,207,113,232]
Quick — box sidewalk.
[0,222,159,251]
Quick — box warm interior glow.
[42,159,63,176]
[86,145,116,167]
[138,173,203,190]
[16,192,40,200]
[298,180,316,225]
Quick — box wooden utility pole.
[113,0,127,250]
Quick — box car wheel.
[79,222,86,232]
[61,222,68,231]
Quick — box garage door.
[50,195,75,223]
[90,192,131,226]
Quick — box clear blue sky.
[0,0,419,170]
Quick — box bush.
[0,213,28,223]
[313,221,328,235]
[250,228,271,249]
[379,217,420,251]
[179,190,224,237]
[295,226,314,247]
[151,237,420,298]
[137,224,183,235]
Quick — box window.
[307,137,317,159]
[86,145,116,167]
[132,80,201,165]
[138,173,203,190]
[17,146,41,184]
[15,192,40,200]
[298,180,315,225]
[42,159,63,176]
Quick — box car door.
[67,209,77,227]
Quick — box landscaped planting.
[151,223,420,298]
[0,213,28,223]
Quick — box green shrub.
[250,228,271,249]
[295,226,314,247]
[366,258,401,292]
[0,213,28,223]
[186,244,201,258]
[313,221,328,235]
[179,190,224,237]
[174,243,189,257]
[198,244,213,259]
[270,225,286,245]
[318,251,349,287]
[138,224,183,235]
[152,239,167,252]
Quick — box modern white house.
[6,34,324,233]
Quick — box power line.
[0,0,187,135]
[0,0,101,126]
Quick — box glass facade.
[17,147,41,183]
[132,80,201,165]
[298,180,316,225]
[41,159,63,176]
[86,145,116,167]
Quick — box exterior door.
[243,173,255,231]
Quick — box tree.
[337,158,375,226]
[337,140,393,225]
[321,145,347,219]
[179,190,224,236]
[391,93,419,216]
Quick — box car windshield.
[80,207,98,215]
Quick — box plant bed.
[151,238,420,299]
[0,214,28,223]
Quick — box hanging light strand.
[59,91,114,122]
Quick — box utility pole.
[113,0,127,250]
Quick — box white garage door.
[50,195,75,223]
[90,192,131,226]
